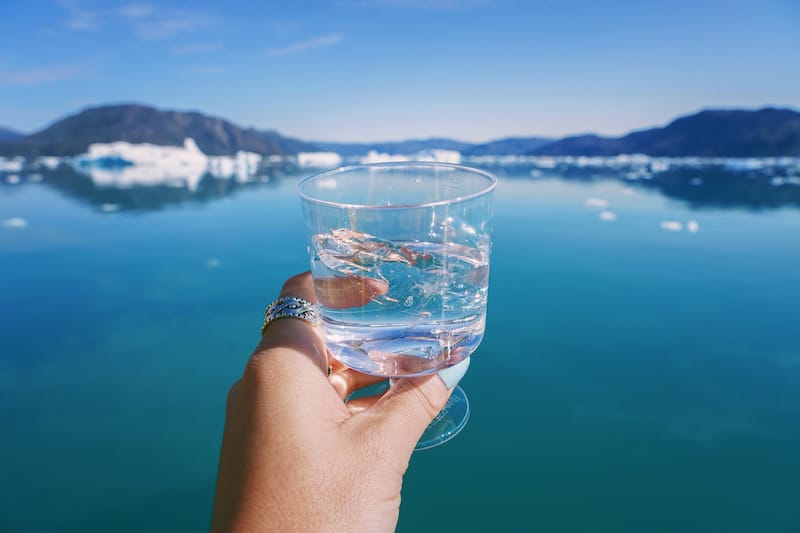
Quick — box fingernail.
[437,358,470,390]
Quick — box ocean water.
[1,161,799,532]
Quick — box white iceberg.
[2,217,27,228]
[599,211,616,221]
[358,149,461,165]
[74,138,262,190]
[584,197,609,209]
[208,151,263,182]
[0,157,24,173]
[35,156,61,170]
[297,152,342,168]
[660,220,683,232]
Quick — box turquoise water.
[1,164,799,532]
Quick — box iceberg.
[584,197,609,209]
[660,220,683,232]
[35,157,61,170]
[0,156,24,173]
[297,152,342,168]
[2,217,27,228]
[358,149,461,165]
[74,138,262,190]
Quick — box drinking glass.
[298,162,495,449]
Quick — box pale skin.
[210,272,455,532]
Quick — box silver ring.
[261,296,319,334]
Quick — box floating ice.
[5,174,20,184]
[0,156,24,173]
[359,151,409,164]
[415,149,461,164]
[584,197,609,209]
[100,203,120,212]
[76,138,208,189]
[73,138,262,190]
[687,220,700,233]
[599,211,616,221]
[358,149,461,165]
[660,220,683,232]
[208,151,262,182]
[35,157,60,170]
[297,152,342,168]
[2,217,27,228]
[650,159,671,173]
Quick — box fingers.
[345,393,382,415]
[329,367,386,400]
[254,272,326,371]
[279,271,317,302]
[352,359,470,454]
[315,276,388,309]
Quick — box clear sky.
[1,0,799,142]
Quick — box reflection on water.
[479,156,800,211]
[2,155,799,212]
[0,160,299,212]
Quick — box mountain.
[0,104,316,157]
[314,138,473,157]
[2,104,799,158]
[532,108,800,157]
[464,136,554,156]
[0,126,23,141]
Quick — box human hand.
[210,272,469,532]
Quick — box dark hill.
[0,126,23,141]
[532,108,800,157]
[464,136,554,156]
[315,138,473,157]
[0,104,316,157]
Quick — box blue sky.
[1,0,799,142]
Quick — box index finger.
[314,276,388,309]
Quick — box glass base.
[415,385,470,451]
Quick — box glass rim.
[297,161,497,210]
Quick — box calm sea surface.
[1,161,799,532]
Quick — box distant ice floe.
[74,138,263,190]
[359,149,462,165]
[771,176,800,186]
[599,211,616,221]
[5,174,20,184]
[100,203,120,213]
[660,219,700,232]
[458,154,800,181]
[297,152,343,168]
[0,157,24,173]
[36,157,61,170]
[2,217,27,229]
[584,197,610,208]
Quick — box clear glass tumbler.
[298,162,495,449]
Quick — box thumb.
[364,359,470,454]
